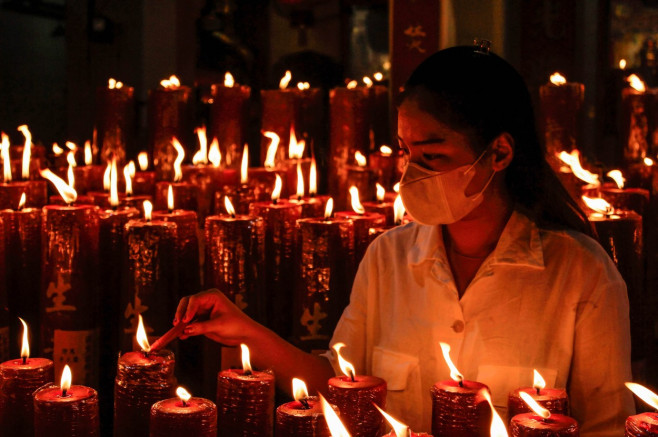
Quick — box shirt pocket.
[371,346,422,430]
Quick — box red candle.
[34,365,100,437]
[0,318,54,437]
[626,413,658,436]
[114,316,177,437]
[507,370,569,421]
[153,138,196,211]
[539,72,585,157]
[209,73,250,169]
[509,392,578,436]
[335,187,386,264]
[276,378,335,437]
[368,146,405,191]
[327,343,386,437]
[134,152,157,195]
[261,78,298,167]
[204,198,266,322]
[249,178,302,338]
[363,183,396,226]
[294,200,355,350]
[431,343,491,437]
[150,387,217,437]
[0,180,29,209]
[216,344,275,437]
[95,78,135,163]
[375,402,432,437]
[621,75,648,163]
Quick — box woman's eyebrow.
[398,135,445,146]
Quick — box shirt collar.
[406,210,545,269]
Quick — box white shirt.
[324,211,635,435]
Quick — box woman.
[175,46,634,435]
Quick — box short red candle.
[290,194,331,218]
[345,164,377,204]
[327,374,387,437]
[150,395,217,437]
[248,167,288,201]
[0,357,54,437]
[508,387,569,421]
[362,199,395,226]
[216,368,275,437]
[275,396,335,437]
[430,380,491,437]
[0,181,29,209]
[34,383,100,437]
[133,170,156,195]
[154,181,197,212]
[73,165,107,194]
[216,184,258,215]
[368,149,404,192]
[25,179,48,208]
[182,164,239,222]
[510,412,579,436]
[334,210,386,264]
[626,412,658,436]
[114,350,177,437]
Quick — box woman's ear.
[490,132,514,171]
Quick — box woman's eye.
[423,153,445,161]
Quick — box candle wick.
[243,369,252,376]
[297,195,302,201]
[536,387,541,396]
[395,219,401,226]
[22,356,27,365]
[61,388,68,397]
[310,193,315,198]
[272,198,278,205]
[182,400,187,407]
[458,379,464,388]
[143,350,150,359]
[300,398,310,409]
[231,213,236,219]
[350,371,355,383]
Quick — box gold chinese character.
[46,272,76,313]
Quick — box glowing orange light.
[439,342,463,383]
[363,76,373,88]
[557,150,599,185]
[626,382,658,410]
[241,343,252,373]
[271,174,283,202]
[533,369,546,391]
[296,163,304,198]
[293,378,309,402]
[582,196,613,214]
[354,151,367,167]
[627,74,646,92]
[2,132,11,182]
[394,195,405,225]
[124,162,135,195]
[84,140,93,166]
[645,157,654,167]
[60,365,72,395]
[53,143,64,156]
[374,72,384,81]
[376,183,385,202]
[193,126,208,165]
[279,71,292,90]
[41,169,77,204]
[65,141,77,151]
[138,152,149,171]
[176,387,192,404]
[263,132,280,169]
[209,139,221,167]
[19,317,29,360]
[18,192,26,210]
[288,127,305,159]
[374,404,409,437]
[320,393,350,437]
[109,159,119,208]
[324,198,333,220]
[346,80,358,89]
[520,391,551,419]
[160,75,181,89]
[482,390,508,437]
[17,125,31,180]
[241,145,249,184]
[550,72,566,85]
[309,158,317,196]
[606,170,625,189]
[380,145,393,156]
[172,138,184,182]
[619,59,627,70]
[332,343,356,380]
[167,185,175,211]
[143,200,153,222]
[224,196,236,217]
[136,314,151,352]
[103,161,111,191]
[224,72,235,88]
[349,186,365,215]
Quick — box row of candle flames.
[13,313,658,436]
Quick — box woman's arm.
[175,290,336,395]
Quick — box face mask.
[399,149,495,225]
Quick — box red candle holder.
[0,357,54,437]
[209,82,250,169]
[430,380,491,437]
[34,383,100,437]
[275,396,336,437]
[114,350,176,437]
[327,375,387,437]
[510,412,579,436]
[150,395,217,437]
[216,368,275,437]
[626,412,658,436]
[507,387,569,421]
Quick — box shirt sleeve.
[321,245,375,375]
[568,267,635,436]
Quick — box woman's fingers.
[173,296,190,325]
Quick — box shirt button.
[451,320,465,333]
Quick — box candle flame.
[627,74,646,92]
[160,75,181,89]
[620,59,627,70]
[263,132,280,169]
[292,378,309,401]
[279,70,292,90]
[125,162,135,193]
[374,72,384,81]
[60,364,72,393]
[67,151,77,168]
[349,186,365,214]
[380,145,393,156]
[84,140,93,165]
[346,80,358,89]
[439,342,463,383]
[103,161,111,191]
[533,369,546,391]
[241,145,249,184]
[297,82,310,90]
[394,195,405,225]
[374,404,409,437]
[67,163,75,189]
[557,150,599,185]
[176,387,192,403]
[224,72,235,88]
[193,127,208,165]
[224,196,236,216]
[110,159,119,207]
[626,382,658,410]
[18,125,32,180]
[296,163,305,198]
[19,317,29,359]
[172,138,185,182]
[645,157,654,167]
[481,389,508,437]
[272,174,282,202]
[393,182,400,193]
[324,198,334,219]
[607,170,625,189]
[41,169,77,204]
[332,343,356,380]
[108,78,117,89]
[320,393,351,437]
[138,152,149,171]
[363,76,373,88]
[18,192,26,210]
[550,72,566,85]
[65,141,77,151]
[288,127,306,159]
[53,143,64,156]
[167,184,175,211]
[582,195,613,214]
[309,158,317,195]
[143,200,153,221]
[519,391,551,419]
[136,314,151,352]
[209,139,221,167]
[241,343,252,373]
[354,151,367,167]
[376,183,385,202]
[2,132,11,182]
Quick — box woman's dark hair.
[399,45,593,237]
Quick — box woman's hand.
[174,289,259,346]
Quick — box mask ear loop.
[463,147,497,198]
[464,146,491,175]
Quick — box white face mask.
[399,149,495,225]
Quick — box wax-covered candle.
[276,378,335,437]
[509,392,578,437]
[150,387,217,437]
[209,72,250,169]
[539,72,585,157]
[95,78,135,163]
[335,186,386,264]
[368,146,404,192]
[621,74,648,163]
[508,370,569,421]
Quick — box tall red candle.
[334,206,385,265]
[95,78,135,163]
[368,146,405,191]
[539,73,585,156]
[150,387,217,437]
[0,217,8,361]
[216,344,275,437]
[0,319,54,437]
[327,343,386,437]
[209,73,250,169]
[621,76,648,163]
[261,85,297,167]
[34,365,100,437]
